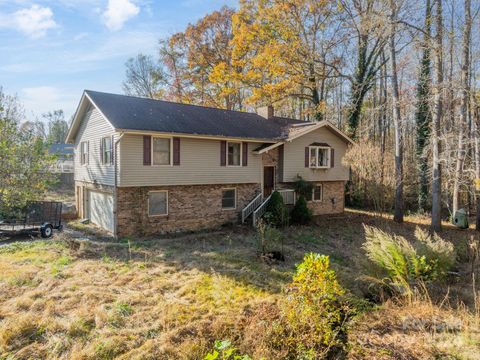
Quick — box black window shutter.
[220,141,226,166]
[330,148,335,168]
[305,147,309,168]
[173,137,180,165]
[143,135,151,165]
[242,142,248,166]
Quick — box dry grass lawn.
[0,210,479,359]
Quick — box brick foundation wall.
[276,180,345,215]
[117,183,260,236]
[307,181,345,215]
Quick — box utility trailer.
[0,201,63,238]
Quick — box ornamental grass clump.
[362,225,455,296]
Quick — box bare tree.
[43,110,68,144]
[452,0,471,216]
[389,0,404,223]
[431,0,444,232]
[122,54,164,99]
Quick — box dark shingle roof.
[85,90,300,140]
[48,143,74,155]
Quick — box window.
[309,146,330,168]
[148,191,168,216]
[227,142,241,166]
[312,185,323,202]
[101,137,112,164]
[80,141,89,165]
[222,188,236,209]
[152,137,171,165]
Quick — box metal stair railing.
[241,193,263,223]
[252,194,272,227]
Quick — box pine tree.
[415,0,432,213]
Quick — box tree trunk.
[473,97,480,230]
[431,0,444,232]
[452,0,471,216]
[416,0,432,213]
[389,0,403,223]
[380,52,387,186]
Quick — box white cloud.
[102,0,140,31]
[22,86,67,116]
[73,32,89,41]
[0,63,35,73]
[0,30,159,76]
[11,4,57,39]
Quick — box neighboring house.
[66,90,354,236]
[48,143,74,173]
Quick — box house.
[48,143,75,188]
[48,143,74,173]
[66,90,354,237]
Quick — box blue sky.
[0,0,237,122]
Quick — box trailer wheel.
[41,224,53,238]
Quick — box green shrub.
[290,195,312,225]
[264,190,288,227]
[269,253,349,358]
[203,340,251,360]
[293,176,313,199]
[362,225,455,295]
[256,219,283,253]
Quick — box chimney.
[257,105,274,119]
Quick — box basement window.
[148,191,168,216]
[312,185,323,202]
[222,188,236,209]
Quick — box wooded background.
[123,0,478,231]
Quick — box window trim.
[221,187,237,210]
[147,190,169,217]
[151,136,173,166]
[308,146,331,169]
[312,184,323,202]
[80,141,89,166]
[101,136,113,166]
[226,141,242,167]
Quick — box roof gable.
[65,92,115,143]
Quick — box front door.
[263,166,275,196]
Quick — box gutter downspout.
[113,132,124,240]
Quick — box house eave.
[116,128,279,144]
[253,142,285,154]
[285,120,355,145]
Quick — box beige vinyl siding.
[282,127,350,182]
[119,135,261,186]
[74,107,117,186]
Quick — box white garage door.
[88,190,114,233]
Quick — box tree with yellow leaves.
[220,0,341,120]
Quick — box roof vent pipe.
[257,105,274,119]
